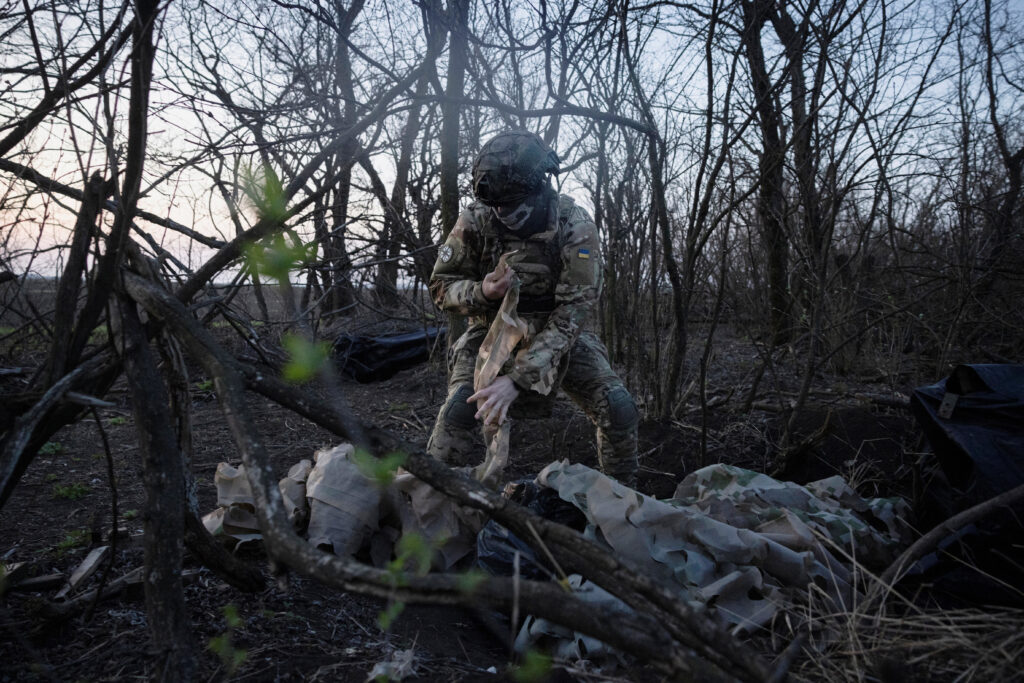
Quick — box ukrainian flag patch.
[577,248,590,259]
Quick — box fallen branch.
[55,546,110,600]
[40,567,200,621]
[39,569,139,620]
[867,482,1024,610]
[0,353,108,506]
[238,362,766,679]
[854,392,911,410]
[122,268,766,681]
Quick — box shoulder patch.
[438,244,454,263]
[576,248,590,260]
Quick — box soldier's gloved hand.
[468,376,519,426]
[481,260,514,300]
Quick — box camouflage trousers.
[426,331,639,487]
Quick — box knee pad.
[605,386,639,432]
[443,384,478,430]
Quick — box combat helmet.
[472,130,560,206]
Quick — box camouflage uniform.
[427,191,639,485]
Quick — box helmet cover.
[471,130,560,206]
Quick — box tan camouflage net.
[525,461,912,642]
[204,447,912,662]
[471,268,527,486]
[204,445,486,570]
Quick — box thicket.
[1,0,1022,679]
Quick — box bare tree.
[3,0,1024,677]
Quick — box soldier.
[427,130,639,486]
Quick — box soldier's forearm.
[435,278,497,316]
[507,298,592,394]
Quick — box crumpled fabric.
[280,459,312,528]
[675,464,912,568]
[202,459,312,548]
[203,445,486,570]
[306,444,380,556]
[514,574,631,665]
[474,273,528,393]
[387,468,486,571]
[535,461,911,636]
[471,271,527,487]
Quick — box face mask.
[492,200,534,232]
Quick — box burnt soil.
[0,320,924,682]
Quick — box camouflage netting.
[203,445,486,570]
[514,460,911,656]
[205,451,912,664]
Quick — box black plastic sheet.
[333,326,445,383]
[908,364,1024,607]
[911,364,1024,503]
[476,480,586,579]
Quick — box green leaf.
[52,482,89,500]
[281,333,330,383]
[223,603,243,629]
[39,441,63,455]
[54,529,90,556]
[208,604,248,676]
[392,532,433,577]
[512,649,552,683]
[208,633,230,657]
[243,232,315,284]
[351,449,407,488]
[376,601,405,632]
[241,164,288,223]
[456,569,487,595]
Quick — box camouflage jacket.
[430,194,602,394]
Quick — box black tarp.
[333,326,445,383]
[476,480,587,580]
[910,364,1024,504]
[908,364,1024,606]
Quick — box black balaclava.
[492,185,553,235]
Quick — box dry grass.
[780,555,1024,683]
[791,604,1024,682]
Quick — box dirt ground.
[0,315,923,682]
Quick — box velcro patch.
[576,248,590,259]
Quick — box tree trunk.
[118,295,196,681]
[440,0,470,346]
[619,6,686,416]
[322,0,366,315]
[45,172,109,384]
[741,0,791,345]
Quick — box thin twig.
[83,407,118,623]
[868,482,1024,611]
[525,521,571,586]
[765,630,807,683]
